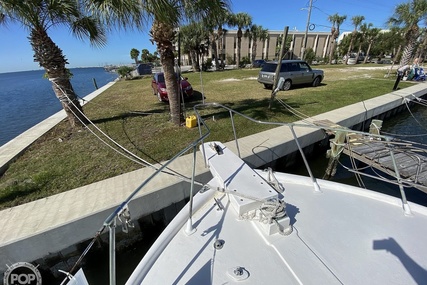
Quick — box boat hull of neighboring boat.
[127,142,427,285]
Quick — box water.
[0,67,118,146]
[282,103,427,207]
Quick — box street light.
[301,0,313,60]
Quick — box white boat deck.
[132,142,427,285]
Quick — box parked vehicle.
[343,53,364,64]
[257,60,324,90]
[252,59,266,68]
[136,63,153,75]
[151,72,193,102]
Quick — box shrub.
[202,58,213,71]
[304,48,316,64]
[117,66,134,79]
[240,56,251,67]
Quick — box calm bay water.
[0,67,118,146]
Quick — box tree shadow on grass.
[90,107,167,125]
[183,90,205,107]
[184,96,291,123]
[186,94,324,126]
[263,82,327,91]
[0,182,41,207]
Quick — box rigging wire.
[275,97,314,124]
[49,78,206,187]
[54,75,208,282]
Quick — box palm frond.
[71,16,107,47]
[88,0,146,30]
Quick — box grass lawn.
[0,65,414,209]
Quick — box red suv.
[151,72,193,102]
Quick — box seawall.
[0,82,426,279]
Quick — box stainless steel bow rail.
[193,102,411,215]
[62,102,412,285]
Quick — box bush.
[226,54,235,65]
[202,58,213,71]
[117,66,134,79]
[240,56,251,67]
[304,48,316,64]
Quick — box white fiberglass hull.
[127,142,427,285]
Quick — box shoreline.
[0,81,117,176]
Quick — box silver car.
[257,60,324,90]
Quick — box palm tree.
[204,11,230,69]
[146,0,230,125]
[415,30,427,60]
[244,24,269,63]
[356,22,371,62]
[141,49,151,63]
[388,0,427,67]
[327,13,347,64]
[217,25,229,67]
[0,0,143,128]
[345,15,365,64]
[130,48,140,65]
[363,26,381,64]
[180,22,208,72]
[228,12,252,68]
[0,0,101,127]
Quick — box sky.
[0,0,405,73]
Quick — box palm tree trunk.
[252,40,257,62]
[162,49,182,125]
[237,29,242,68]
[363,42,373,64]
[151,19,183,125]
[415,34,427,60]
[30,28,86,128]
[211,35,220,69]
[346,35,355,64]
[217,31,222,68]
[329,40,336,64]
[399,38,417,67]
[221,30,227,65]
[190,50,200,72]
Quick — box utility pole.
[301,0,313,60]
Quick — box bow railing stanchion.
[99,113,211,284]
[185,145,197,235]
[108,217,116,285]
[386,137,412,215]
[414,155,422,184]
[289,125,321,193]
[229,110,241,158]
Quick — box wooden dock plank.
[342,139,427,192]
[364,150,392,160]
[347,143,387,156]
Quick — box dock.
[343,135,427,193]
[314,118,427,193]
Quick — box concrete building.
[210,30,332,63]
